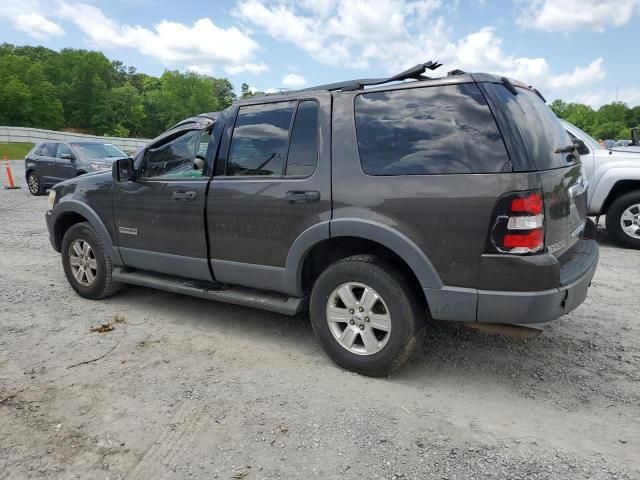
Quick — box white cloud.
[57,2,265,75]
[234,0,606,97]
[517,0,640,32]
[282,73,306,87]
[547,58,606,89]
[437,27,607,99]
[567,87,640,108]
[0,1,64,39]
[15,13,65,38]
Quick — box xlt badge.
[119,226,138,236]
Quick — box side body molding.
[50,199,122,265]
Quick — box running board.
[112,267,308,316]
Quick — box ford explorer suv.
[45,62,599,376]
[25,141,128,196]
[562,119,640,249]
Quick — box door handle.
[286,190,321,203]
[172,191,197,201]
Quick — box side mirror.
[571,139,590,155]
[113,158,135,182]
[60,153,74,160]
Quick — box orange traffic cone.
[3,154,21,190]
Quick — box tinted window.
[56,144,73,158]
[228,102,295,176]
[355,83,511,175]
[143,130,204,179]
[484,84,577,170]
[71,143,126,159]
[286,101,318,176]
[40,143,56,156]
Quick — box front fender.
[590,166,640,214]
[48,199,122,264]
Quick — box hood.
[611,146,640,154]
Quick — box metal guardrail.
[0,126,150,153]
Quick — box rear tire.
[27,172,43,196]
[61,222,121,299]
[605,191,640,249]
[310,255,423,376]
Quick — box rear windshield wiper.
[500,77,518,95]
[554,145,577,154]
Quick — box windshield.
[71,143,127,159]
[485,83,578,170]
[564,122,599,150]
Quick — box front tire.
[27,172,43,196]
[310,255,423,376]
[61,222,121,299]
[605,191,640,249]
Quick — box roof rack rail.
[290,60,443,94]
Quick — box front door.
[54,143,77,179]
[113,128,214,281]
[207,94,331,293]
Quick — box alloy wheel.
[69,239,98,286]
[27,174,39,194]
[326,282,392,356]
[620,203,640,239]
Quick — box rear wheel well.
[54,212,87,250]
[76,171,87,176]
[301,237,427,310]
[601,180,640,214]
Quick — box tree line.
[0,44,235,138]
[549,100,639,140]
[1,43,639,140]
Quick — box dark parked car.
[45,63,599,375]
[25,141,128,195]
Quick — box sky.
[1,0,639,107]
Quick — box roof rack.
[287,60,443,94]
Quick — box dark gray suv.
[45,63,599,375]
[25,141,128,195]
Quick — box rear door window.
[483,83,577,170]
[354,83,511,175]
[227,102,296,176]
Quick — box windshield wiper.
[554,145,577,154]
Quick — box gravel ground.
[1,161,639,479]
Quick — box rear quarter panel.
[331,89,541,289]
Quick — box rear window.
[354,83,511,176]
[483,84,577,170]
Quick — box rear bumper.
[425,239,599,324]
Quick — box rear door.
[483,83,588,257]
[206,94,331,292]
[38,143,58,183]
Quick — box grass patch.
[0,143,34,160]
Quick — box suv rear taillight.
[487,190,545,255]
